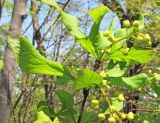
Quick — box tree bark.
[0,0,26,123]
[0,0,5,18]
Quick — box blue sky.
[0,0,122,57]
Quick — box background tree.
[0,0,26,123]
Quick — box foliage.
[2,0,160,123]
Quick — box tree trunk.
[0,0,5,18]
[0,0,26,123]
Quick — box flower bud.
[123,20,130,28]
[98,113,106,121]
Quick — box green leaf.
[0,60,4,70]
[114,27,135,40]
[34,111,53,123]
[18,36,64,76]
[111,98,123,111]
[107,73,147,89]
[137,13,144,30]
[110,43,123,54]
[152,81,160,96]
[127,48,155,64]
[105,62,127,77]
[87,6,109,58]
[81,111,99,123]
[55,90,76,120]
[37,101,54,117]
[55,90,73,110]
[134,112,160,123]
[110,48,155,64]
[105,98,123,114]
[76,38,97,58]
[37,91,76,120]
[53,117,60,123]
[109,44,125,62]
[60,11,85,39]
[157,0,160,6]
[74,69,102,90]
[41,0,61,11]
[41,0,85,39]
[86,6,109,24]
[56,67,75,85]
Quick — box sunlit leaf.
[107,73,147,89]
[105,61,127,77]
[41,0,85,39]
[76,38,97,58]
[105,98,123,114]
[34,111,53,123]
[60,11,85,39]
[86,6,109,58]
[114,27,135,40]
[41,0,61,11]
[18,37,64,76]
[127,48,155,64]
[53,117,60,123]
[110,48,155,64]
[74,69,102,90]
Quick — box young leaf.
[114,27,135,40]
[105,98,123,114]
[41,0,61,11]
[87,6,109,58]
[60,11,85,39]
[105,62,127,77]
[41,0,85,39]
[81,111,99,123]
[18,36,64,76]
[76,38,97,58]
[111,98,123,111]
[74,69,102,90]
[107,73,147,89]
[34,111,53,123]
